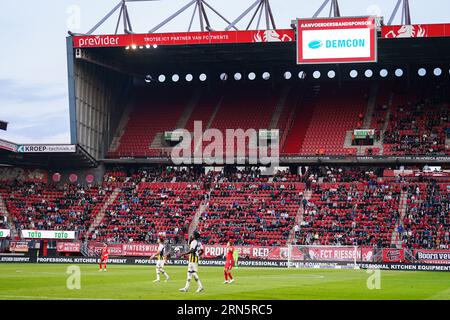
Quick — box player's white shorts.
[156,260,165,269]
[188,262,198,273]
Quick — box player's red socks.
[224,270,228,281]
[228,272,233,280]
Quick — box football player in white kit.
[150,237,170,282]
[179,231,204,293]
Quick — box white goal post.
[287,245,366,269]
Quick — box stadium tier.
[295,182,402,247]
[197,182,303,246]
[1,167,448,250]
[401,181,450,249]
[0,182,112,241]
[106,81,449,158]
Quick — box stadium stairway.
[87,187,121,237]
[377,92,395,155]
[190,94,224,155]
[281,86,316,154]
[362,82,379,129]
[109,98,135,153]
[174,88,202,130]
[390,188,408,248]
[269,86,291,129]
[188,192,211,238]
[287,189,311,245]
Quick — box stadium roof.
[0,140,97,169]
[75,34,450,87]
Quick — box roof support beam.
[226,0,276,31]
[149,0,235,33]
[86,0,155,35]
[313,0,341,18]
[388,0,411,25]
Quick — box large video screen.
[297,16,377,64]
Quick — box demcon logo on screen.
[297,16,377,64]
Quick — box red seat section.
[0,167,448,249]
[382,83,450,156]
[298,84,369,155]
[109,87,191,158]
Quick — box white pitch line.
[0,295,118,300]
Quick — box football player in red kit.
[99,243,109,272]
[223,241,235,284]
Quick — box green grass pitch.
[0,264,449,300]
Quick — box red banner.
[203,245,374,261]
[382,248,405,262]
[0,139,17,152]
[298,246,374,262]
[382,23,450,38]
[73,29,294,48]
[9,241,29,253]
[88,242,158,257]
[87,242,374,261]
[57,242,81,253]
[121,243,159,256]
[414,249,450,264]
[203,245,289,260]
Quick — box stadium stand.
[1,167,447,250]
[400,181,450,249]
[0,182,112,240]
[294,181,402,247]
[90,179,203,243]
[107,80,448,158]
[109,87,192,158]
[297,83,369,155]
[197,182,304,246]
[382,83,449,155]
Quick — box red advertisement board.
[382,23,450,38]
[86,242,375,261]
[299,246,374,262]
[296,16,377,64]
[121,243,159,256]
[203,245,290,260]
[9,241,29,253]
[414,249,450,264]
[0,139,17,152]
[57,242,81,253]
[382,248,405,262]
[88,242,158,257]
[73,29,294,49]
[194,245,374,261]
